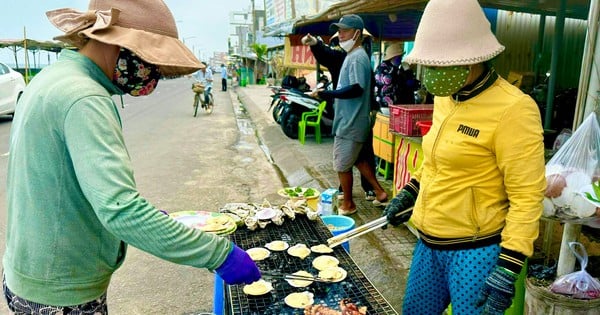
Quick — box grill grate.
[225,215,398,314]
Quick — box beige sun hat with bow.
[46,0,203,76]
[404,0,505,66]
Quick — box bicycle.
[192,83,214,116]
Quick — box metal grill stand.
[223,215,398,315]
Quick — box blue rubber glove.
[215,243,261,285]
[476,266,518,315]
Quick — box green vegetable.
[585,181,600,203]
[304,188,316,197]
[294,186,303,193]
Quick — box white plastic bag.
[550,242,600,299]
[544,113,600,219]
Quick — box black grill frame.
[223,215,399,314]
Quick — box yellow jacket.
[412,71,545,265]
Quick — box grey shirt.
[333,47,372,142]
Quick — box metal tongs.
[261,271,333,283]
[327,207,413,249]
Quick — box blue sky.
[0,0,251,67]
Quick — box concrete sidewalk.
[231,84,418,311]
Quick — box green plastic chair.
[298,101,327,144]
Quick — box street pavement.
[231,83,419,311]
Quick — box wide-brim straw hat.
[404,0,505,66]
[383,42,404,61]
[46,0,203,76]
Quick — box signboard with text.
[283,35,331,70]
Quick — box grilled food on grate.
[304,298,367,315]
[242,279,273,296]
[287,243,311,259]
[285,291,314,309]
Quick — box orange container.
[389,104,433,136]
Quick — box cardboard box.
[373,113,394,142]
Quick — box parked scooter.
[267,85,287,123]
[268,75,334,139]
[267,85,309,124]
[279,90,333,139]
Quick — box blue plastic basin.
[321,215,355,252]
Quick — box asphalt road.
[0,76,287,314]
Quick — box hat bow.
[47,8,120,42]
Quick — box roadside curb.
[232,85,335,190]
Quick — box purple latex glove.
[215,243,261,285]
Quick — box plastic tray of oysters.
[223,210,398,315]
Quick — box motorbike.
[267,85,296,124]
[268,75,335,139]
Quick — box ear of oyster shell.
[245,216,258,231]
[272,210,285,225]
[279,205,296,220]
[261,199,273,208]
[258,220,270,229]
[306,209,319,221]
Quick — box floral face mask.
[423,66,470,97]
[113,48,161,96]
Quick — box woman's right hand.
[215,243,261,285]
[301,33,317,46]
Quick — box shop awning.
[0,39,70,52]
[290,0,590,40]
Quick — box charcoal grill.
[223,215,399,314]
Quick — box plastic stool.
[213,273,225,315]
[377,159,393,180]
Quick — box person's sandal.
[365,191,376,201]
[338,207,357,216]
[372,198,389,207]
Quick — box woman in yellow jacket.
[383,1,546,314]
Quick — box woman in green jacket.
[3,1,260,313]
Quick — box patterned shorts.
[3,277,108,315]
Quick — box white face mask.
[339,31,358,52]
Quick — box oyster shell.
[258,219,270,229]
[245,216,258,231]
[310,244,334,254]
[265,240,289,251]
[306,208,319,220]
[246,247,271,261]
[287,244,311,259]
[284,291,314,309]
[272,210,285,225]
[279,205,296,220]
[243,280,273,296]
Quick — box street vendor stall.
[213,202,398,314]
[0,38,69,82]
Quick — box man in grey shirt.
[316,15,388,215]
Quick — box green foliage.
[585,180,600,203]
[250,43,268,62]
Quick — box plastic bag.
[550,242,600,299]
[543,113,600,220]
